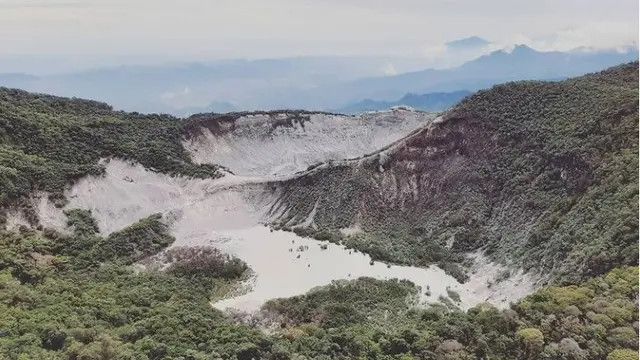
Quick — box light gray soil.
[183,109,434,176]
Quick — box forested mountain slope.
[272,62,639,284]
[0,89,221,213]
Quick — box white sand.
[184,110,434,176]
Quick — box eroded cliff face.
[270,63,639,284]
[181,109,435,177]
[269,114,501,232]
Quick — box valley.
[30,151,531,313]
[0,63,637,360]
[20,110,534,311]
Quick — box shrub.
[606,327,638,349]
[447,289,461,303]
[166,246,248,280]
[607,349,639,360]
[64,209,99,236]
[99,213,174,263]
[517,328,544,357]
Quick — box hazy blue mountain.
[445,36,490,50]
[0,46,636,114]
[0,57,426,115]
[311,46,639,110]
[335,90,472,114]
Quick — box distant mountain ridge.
[0,45,636,114]
[335,90,471,114]
[0,57,427,115]
[318,45,639,109]
[445,36,491,50]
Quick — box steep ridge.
[0,88,221,216]
[269,62,639,284]
[182,109,435,176]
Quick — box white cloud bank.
[0,0,636,63]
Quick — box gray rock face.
[183,109,435,177]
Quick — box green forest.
[0,64,638,359]
[1,214,637,359]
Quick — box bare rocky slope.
[264,63,639,284]
[182,109,434,177]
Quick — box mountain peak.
[446,36,491,50]
[509,44,536,54]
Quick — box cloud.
[421,44,448,60]
[534,23,639,51]
[0,0,87,8]
[382,63,398,76]
[160,86,191,101]
[0,0,636,69]
[419,40,496,69]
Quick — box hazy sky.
[0,0,637,66]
